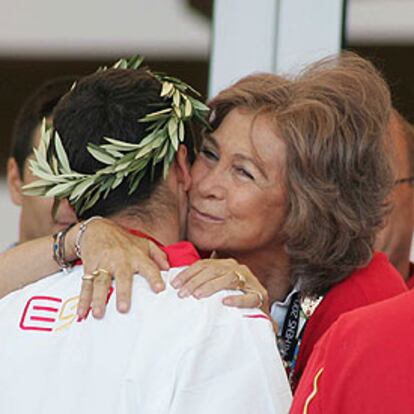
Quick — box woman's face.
[187,107,287,255]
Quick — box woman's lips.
[190,206,224,223]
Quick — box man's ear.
[174,145,192,191]
[7,158,23,206]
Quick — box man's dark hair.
[53,68,198,220]
[10,76,78,177]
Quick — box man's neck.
[109,213,181,246]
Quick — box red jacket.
[292,252,407,389]
[291,289,414,414]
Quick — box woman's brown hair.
[208,53,394,297]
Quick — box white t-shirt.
[0,255,291,413]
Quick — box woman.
[0,53,406,389]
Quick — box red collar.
[127,229,200,267]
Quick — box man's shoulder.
[0,266,87,340]
[0,266,83,307]
[292,290,414,413]
[0,264,271,338]
[313,290,414,387]
[154,266,270,324]
[333,289,414,340]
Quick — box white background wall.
[0,0,414,60]
[0,180,19,251]
[0,0,210,59]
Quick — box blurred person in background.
[375,110,414,287]
[6,77,78,246]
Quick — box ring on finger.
[243,288,264,308]
[233,270,246,290]
[81,273,96,282]
[253,290,265,308]
[92,268,112,279]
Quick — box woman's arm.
[0,219,168,311]
[0,218,269,319]
[0,233,63,298]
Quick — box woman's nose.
[196,166,226,200]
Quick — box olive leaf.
[54,132,71,174]
[70,179,95,201]
[87,144,116,165]
[45,182,75,197]
[161,82,174,97]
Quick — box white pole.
[209,0,345,98]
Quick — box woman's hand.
[66,218,169,319]
[172,258,270,313]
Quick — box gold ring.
[234,270,246,290]
[243,288,265,308]
[81,273,95,282]
[254,291,265,308]
[92,268,111,278]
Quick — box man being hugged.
[0,58,291,414]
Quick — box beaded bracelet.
[52,223,76,270]
[74,216,103,259]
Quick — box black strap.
[280,291,302,363]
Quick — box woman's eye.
[235,166,254,180]
[200,147,219,161]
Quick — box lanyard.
[278,291,323,385]
[279,292,303,363]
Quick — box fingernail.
[171,279,181,289]
[93,307,103,319]
[77,307,84,316]
[193,289,203,299]
[223,298,232,306]
[118,301,129,313]
[178,289,189,298]
[154,282,165,293]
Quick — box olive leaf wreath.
[23,55,210,215]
